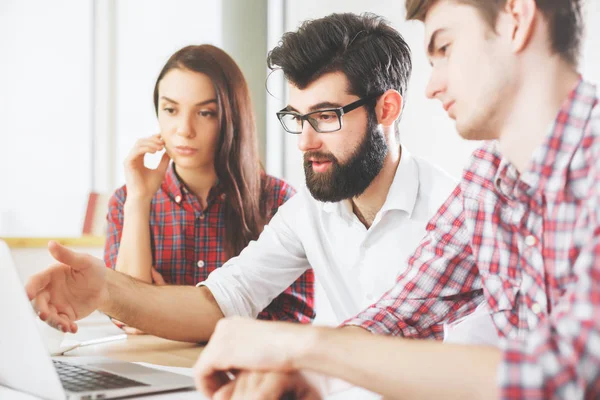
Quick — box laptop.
[0,240,196,400]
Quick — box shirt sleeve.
[343,183,484,339]
[256,178,314,323]
[103,187,127,270]
[200,191,314,321]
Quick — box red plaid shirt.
[345,79,600,398]
[105,165,315,323]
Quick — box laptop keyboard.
[53,360,148,393]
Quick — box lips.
[174,146,198,156]
[443,101,455,112]
[311,161,332,173]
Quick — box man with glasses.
[26,13,493,347]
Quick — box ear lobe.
[506,0,536,54]
[376,89,403,127]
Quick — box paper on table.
[51,312,127,356]
[51,333,127,356]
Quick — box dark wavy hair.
[267,12,412,130]
[153,45,268,258]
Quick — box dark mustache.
[303,151,337,164]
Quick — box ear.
[505,0,537,54]
[375,89,403,127]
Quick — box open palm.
[25,241,110,333]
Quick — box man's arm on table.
[296,325,501,400]
[195,184,495,397]
[205,155,600,399]
[108,194,311,341]
[27,194,311,343]
[102,270,223,343]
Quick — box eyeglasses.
[276,95,379,134]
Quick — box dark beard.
[304,112,388,202]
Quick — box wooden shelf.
[1,236,105,248]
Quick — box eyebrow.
[427,28,448,56]
[284,101,344,113]
[160,96,218,107]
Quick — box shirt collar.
[322,145,419,219]
[163,162,184,201]
[162,163,225,204]
[494,78,598,196]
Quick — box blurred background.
[1,0,599,237]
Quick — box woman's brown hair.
[153,45,268,258]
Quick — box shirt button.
[525,235,537,246]
[175,195,182,203]
[197,260,205,268]
[532,303,542,314]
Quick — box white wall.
[278,0,600,188]
[11,247,104,284]
[0,0,223,237]
[582,0,600,83]
[0,0,93,236]
[1,0,599,237]
[113,0,222,187]
[221,0,269,162]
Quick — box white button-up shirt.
[200,147,460,326]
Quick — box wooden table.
[54,312,205,368]
[63,335,205,368]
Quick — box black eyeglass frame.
[276,94,379,134]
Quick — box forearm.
[295,327,501,400]
[100,269,225,342]
[115,199,153,282]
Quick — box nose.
[297,121,322,153]
[175,113,196,138]
[425,64,447,100]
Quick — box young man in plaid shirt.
[191,1,600,399]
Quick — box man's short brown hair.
[405,0,584,65]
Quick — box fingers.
[125,136,165,166]
[35,295,75,333]
[25,268,52,301]
[33,291,51,321]
[222,372,312,400]
[48,241,88,271]
[137,135,164,148]
[257,373,295,400]
[123,327,146,335]
[213,380,235,400]
[55,311,77,333]
[131,136,165,155]
[242,372,296,400]
[194,355,233,398]
[151,268,166,286]
[156,151,171,174]
[126,145,164,166]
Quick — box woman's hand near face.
[124,134,171,201]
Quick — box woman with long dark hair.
[104,45,314,333]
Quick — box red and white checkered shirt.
[345,79,600,399]
[105,165,315,323]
